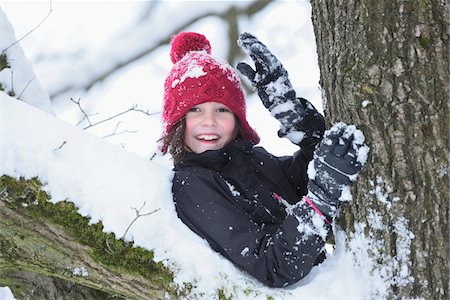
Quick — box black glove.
[237,32,325,147]
[307,123,369,218]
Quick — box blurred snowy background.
[1,0,322,157]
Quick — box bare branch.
[53,141,67,152]
[2,1,53,54]
[69,99,159,131]
[7,68,16,97]
[105,238,116,255]
[70,97,97,127]
[102,121,137,138]
[86,108,133,129]
[17,75,36,100]
[69,97,159,136]
[121,202,160,240]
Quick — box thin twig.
[53,141,67,152]
[82,105,158,130]
[102,127,137,139]
[17,75,36,100]
[70,98,158,131]
[8,69,16,97]
[121,202,160,240]
[105,238,116,254]
[108,121,138,137]
[70,98,97,127]
[2,1,53,54]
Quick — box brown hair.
[161,119,187,164]
[162,116,243,164]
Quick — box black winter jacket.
[172,141,329,287]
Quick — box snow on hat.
[161,32,259,152]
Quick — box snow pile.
[0,287,15,300]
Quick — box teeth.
[198,135,219,141]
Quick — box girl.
[160,32,368,287]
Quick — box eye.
[189,107,200,113]
[217,107,231,113]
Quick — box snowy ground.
[0,2,386,299]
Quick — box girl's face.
[184,102,237,154]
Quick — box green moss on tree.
[0,53,9,92]
[1,175,246,298]
[0,53,9,71]
[419,36,430,48]
[0,175,178,298]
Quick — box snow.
[338,185,353,202]
[225,180,241,197]
[0,7,53,115]
[307,160,317,180]
[72,266,89,277]
[270,101,296,116]
[362,99,371,108]
[0,2,395,299]
[284,130,306,145]
[437,164,448,177]
[171,55,208,88]
[0,287,15,300]
[241,247,250,257]
[369,176,397,210]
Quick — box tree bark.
[311,0,449,299]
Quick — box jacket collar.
[174,140,254,170]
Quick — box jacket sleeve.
[173,169,328,288]
[255,146,314,200]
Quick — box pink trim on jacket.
[304,196,332,225]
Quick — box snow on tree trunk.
[311,0,448,299]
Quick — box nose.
[200,110,216,126]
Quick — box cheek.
[184,118,195,136]
[222,118,237,136]
[183,118,196,149]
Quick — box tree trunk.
[311,0,449,299]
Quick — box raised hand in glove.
[237,32,325,148]
[306,123,369,218]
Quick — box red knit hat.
[161,32,259,153]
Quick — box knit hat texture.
[161,32,259,152]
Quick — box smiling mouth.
[197,134,219,141]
